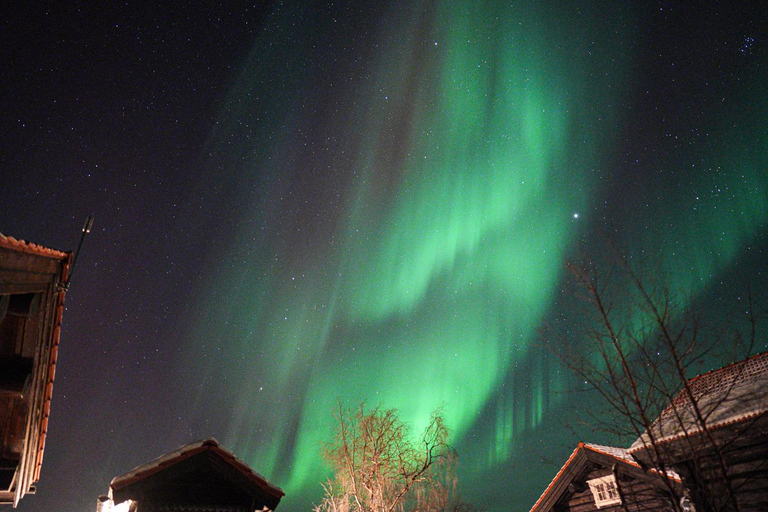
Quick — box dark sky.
[2,2,767,512]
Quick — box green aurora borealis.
[181,2,767,509]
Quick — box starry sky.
[1,2,767,511]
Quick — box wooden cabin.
[531,352,768,512]
[629,352,768,512]
[529,442,683,512]
[101,438,284,512]
[0,234,71,506]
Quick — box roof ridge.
[688,351,768,384]
[584,442,626,451]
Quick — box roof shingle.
[630,352,768,453]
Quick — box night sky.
[2,2,767,511]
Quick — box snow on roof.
[583,443,633,463]
[630,351,768,453]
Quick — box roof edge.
[0,234,69,260]
[528,443,585,512]
[687,351,768,385]
[628,408,768,454]
[110,438,285,499]
[34,251,72,483]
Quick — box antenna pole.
[61,215,94,290]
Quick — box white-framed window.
[587,474,621,508]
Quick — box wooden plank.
[0,277,54,292]
[0,249,62,275]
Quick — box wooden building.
[629,352,768,512]
[529,442,683,512]
[0,234,71,506]
[100,438,284,512]
[531,352,768,512]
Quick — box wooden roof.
[0,234,69,261]
[110,438,284,505]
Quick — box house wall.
[0,241,69,505]
[664,415,768,512]
[563,468,676,512]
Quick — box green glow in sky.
[182,2,768,509]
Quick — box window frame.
[587,474,622,508]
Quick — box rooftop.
[110,438,285,500]
[0,233,68,260]
[630,351,768,453]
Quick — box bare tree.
[548,252,766,512]
[315,404,472,512]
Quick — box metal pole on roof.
[59,215,94,291]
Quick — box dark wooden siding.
[563,467,676,512]
[664,415,768,512]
